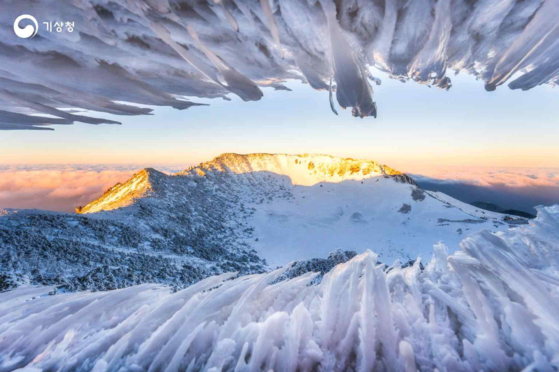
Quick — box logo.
[14,15,39,39]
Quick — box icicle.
[186,25,264,102]
[213,0,239,32]
[259,0,283,57]
[329,76,338,115]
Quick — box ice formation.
[1,0,559,129]
[1,205,558,371]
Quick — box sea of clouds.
[0,164,186,212]
[411,166,559,214]
[1,164,558,214]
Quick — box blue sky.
[1,69,558,170]
[1,70,559,213]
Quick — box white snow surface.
[247,179,503,267]
[2,0,559,129]
[1,205,559,372]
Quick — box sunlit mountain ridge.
[77,153,411,214]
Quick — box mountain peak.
[76,168,165,214]
[78,153,416,215]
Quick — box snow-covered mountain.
[81,153,527,266]
[3,153,558,371]
[1,153,526,291]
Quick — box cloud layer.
[2,163,558,215]
[1,0,559,129]
[411,166,559,214]
[0,164,184,212]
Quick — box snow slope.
[1,205,558,372]
[2,0,559,129]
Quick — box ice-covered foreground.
[1,206,559,372]
[2,0,559,129]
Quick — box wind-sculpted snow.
[2,0,559,129]
[1,206,558,371]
